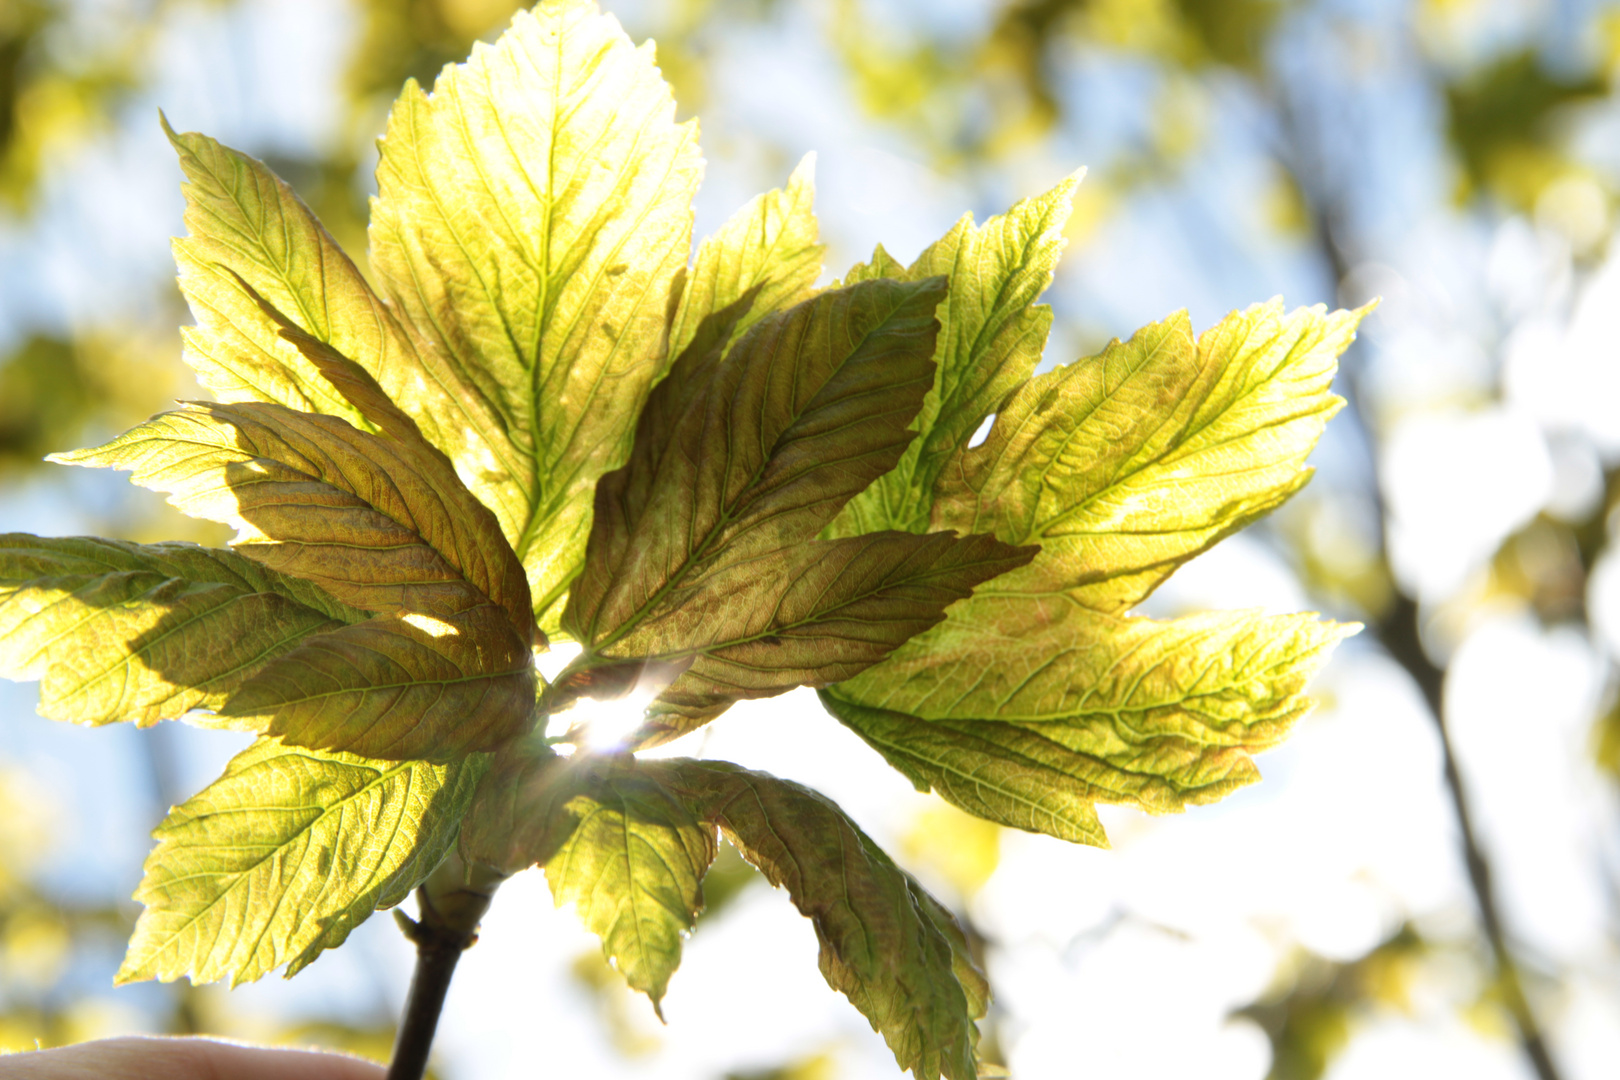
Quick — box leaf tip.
[789,151,817,189]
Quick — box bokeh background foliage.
[1,1,1618,1078]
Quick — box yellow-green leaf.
[650,759,984,1080]
[540,756,714,1014]
[0,535,362,727]
[369,0,702,635]
[827,173,1080,537]
[556,277,1035,742]
[567,277,947,648]
[54,404,525,629]
[667,154,824,361]
[222,605,536,762]
[817,693,1109,847]
[829,603,1356,840]
[933,301,1365,612]
[459,735,569,876]
[164,121,511,519]
[118,738,483,987]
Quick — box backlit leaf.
[627,532,1038,742]
[222,604,535,762]
[650,759,983,1080]
[667,154,824,361]
[52,375,537,759]
[567,277,946,641]
[163,121,511,521]
[541,756,714,1013]
[828,604,1356,841]
[931,301,1365,612]
[369,0,703,635]
[0,535,361,727]
[559,277,1035,740]
[819,693,1109,847]
[828,174,1080,536]
[118,738,482,986]
[459,735,569,877]
[462,743,716,1011]
[822,292,1363,842]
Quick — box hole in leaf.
[968,413,995,448]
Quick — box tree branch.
[1268,74,1566,1080]
[1378,595,1564,1080]
[386,853,504,1080]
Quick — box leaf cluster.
[0,3,1365,1076]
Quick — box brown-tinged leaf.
[650,758,983,1080]
[52,382,536,759]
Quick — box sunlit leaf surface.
[370,0,702,635]
[118,738,482,986]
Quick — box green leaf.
[52,386,537,759]
[666,154,824,362]
[461,743,715,1012]
[0,535,362,727]
[649,759,983,1080]
[53,403,527,629]
[221,604,537,762]
[819,298,1363,842]
[369,0,703,636]
[163,121,512,533]
[827,173,1080,537]
[827,604,1357,840]
[818,692,1109,847]
[546,758,714,1014]
[459,735,568,876]
[118,738,483,986]
[932,301,1364,613]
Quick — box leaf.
[818,692,1109,847]
[0,534,363,727]
[827,604,1356,840]
[827,173,1080,537]
[222,604,537,761]
[932,301,1365,613]
[558,276,1042,736]
[666,154,824,362]
[118,738,483,986]
[567,276,947,645]
[369,0,703,635]
[545,758,714,1014]
[459,735,569,876]
[163,121,512,536]
[819,298,1364,841]
[53,383,537,759]
[461,743,715,1012]
[650,759,983,1080]
[628,532,1038,742]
